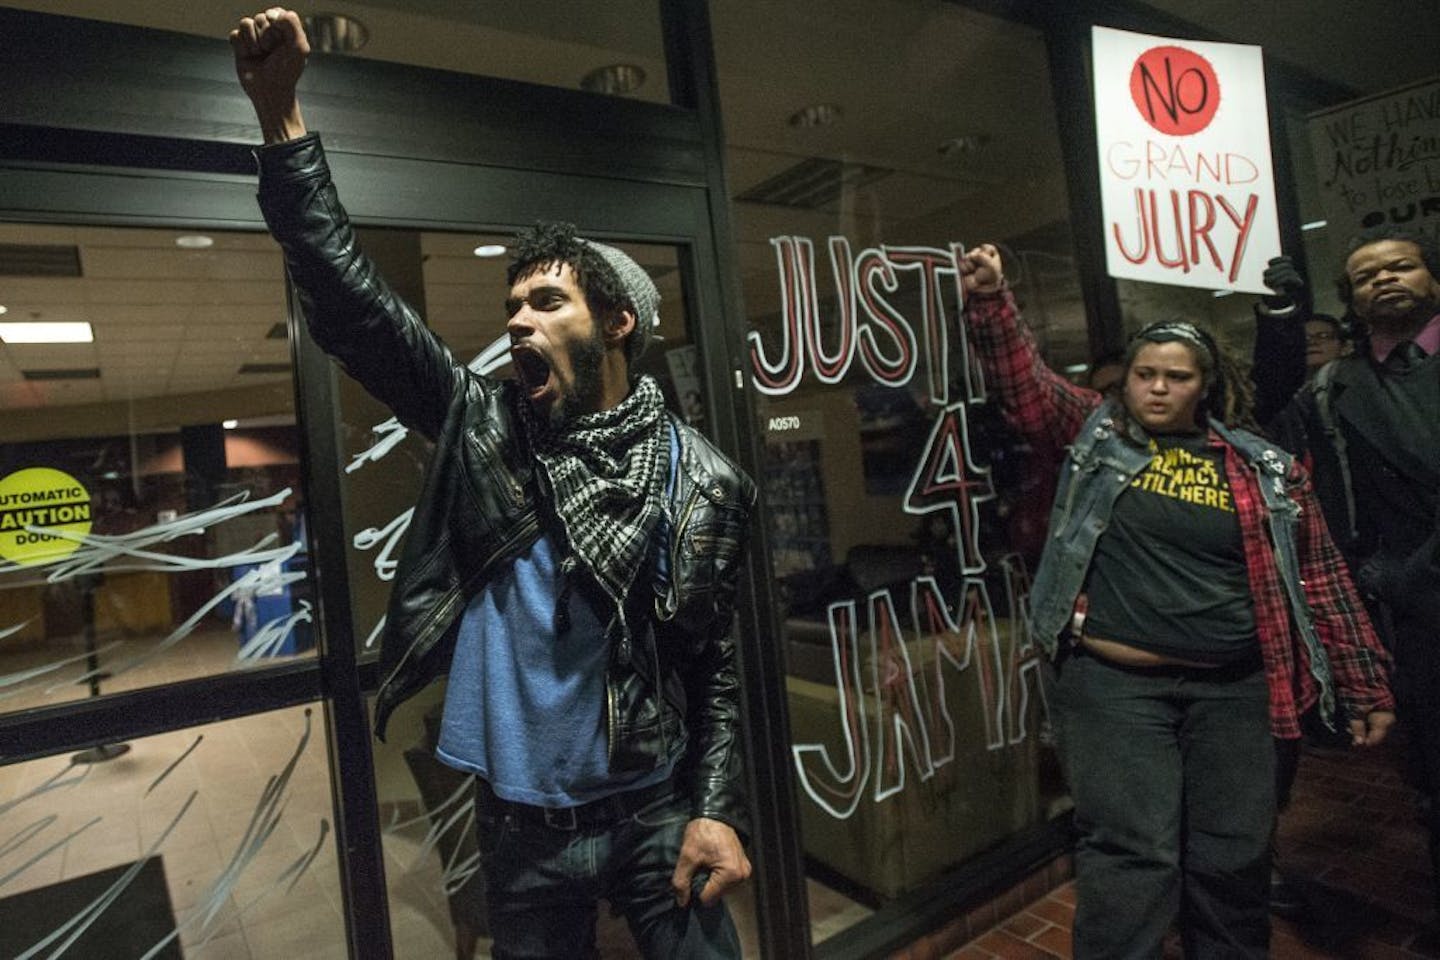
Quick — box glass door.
[0,130,766,960]
[0,6,774,957]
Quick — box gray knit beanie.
[582,240,660,362]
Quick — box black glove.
[1355,554,1394,604]
[1261,255,1306,310]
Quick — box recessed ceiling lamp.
[304,13,369,53]
[175,234,214,249]
[789,104,842,128]
[473,244,507,258]
[937,134,990,157]
[223,419,239,430]
[0,305,7,315]
[581,64,646,96]
[0,321,94,343]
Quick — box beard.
[1365,292,1440,333]
[549,326,607,429]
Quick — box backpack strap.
[1310,360,1357,542]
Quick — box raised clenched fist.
[1261,255,1307,310]
[228,8,311,143]
[959,243,1005,296]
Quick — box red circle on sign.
[1128,45,1220,136]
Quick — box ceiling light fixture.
[0,305,7,315]
[0,321,94,343]
[304,13,369,53]
[175,234,214,249]
[580,64,646,96]
[223,419,239,430]
[788,104,842,128]
[1301,219,1328,231]
[473,244,507,258]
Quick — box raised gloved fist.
[1262,255,1305,305]
[1355,555,1393,603]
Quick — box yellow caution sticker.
[0,467,93,566]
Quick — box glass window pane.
[0,705,346,959]
[0,224,311,716]
[14,1,672,105]
[715,0,1074,942]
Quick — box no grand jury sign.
[1092,26,1282,294]
[0,467,92,566]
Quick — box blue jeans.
[474,782,741,960]
[1046,646,1274,959]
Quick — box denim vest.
[1029,400,1336,722]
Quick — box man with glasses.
[1301,316,1346,371]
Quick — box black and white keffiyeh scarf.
[521,375,669,616]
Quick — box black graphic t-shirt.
[1083,432,1258,662]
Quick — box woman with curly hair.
[957,243,1395,958]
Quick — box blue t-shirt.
[435,425,681,806]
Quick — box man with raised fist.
[231,10,755,958]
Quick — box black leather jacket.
[1270,353,1440,631]
[256,134,755,835]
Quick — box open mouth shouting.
[511,344,554,404]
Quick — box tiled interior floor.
[945,735,1439,959]
[2,703,348,959]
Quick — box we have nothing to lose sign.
[1306,78,1440,249]
[1092,26,1282,295]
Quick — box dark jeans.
[1046,646,1274,959]
[474,781,741,960]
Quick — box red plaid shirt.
[965,288,1393,737]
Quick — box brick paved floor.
[946,735,1439,958]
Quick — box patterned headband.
[1133,321,1217,368]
